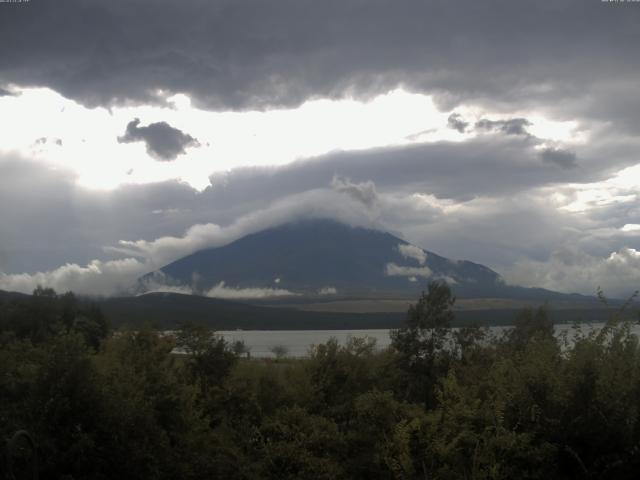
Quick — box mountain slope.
[138,219,592,302]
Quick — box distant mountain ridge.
[138,219,593,302]
[0,289,615,330]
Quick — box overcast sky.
[1,0,639,297]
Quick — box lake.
[216,322,640,358]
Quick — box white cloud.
[556,163,640,214]
[108,223,226,270]
[205,281,298,299]
[136,271,195,296]
[435,275,458,285]
[108,188,381,269]
[385,262,432,278]
[397,243,427,265]
[505,247,640,298]
[0,258,147,297]
[318,286,338,295]
[331,175,378,208]
[0,87,454,191]
[137,285,193,296]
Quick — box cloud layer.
[1,143,640,298]
[205,281,297,299]
[2,0,639,133]
[1,1,640,298]
[506,247,640,299]
[0,258,147,298]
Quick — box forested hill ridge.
[0,287,617,330]
[138,219,596,303]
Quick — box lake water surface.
[217,322,640,358]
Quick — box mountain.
[0,290,30,302]
[138,219,592,302]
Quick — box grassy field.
[275,296,604,313]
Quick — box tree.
[306,337,381,418]
[259,406,345,480]
[390,281,455,407]
[176,322,238,394]
[506,306,555,351]
[231,339,250,357]
[95,326,217,480]
[0,288,109,348]
[270,344,289,361]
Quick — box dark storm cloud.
[475,118,532,136]
[118,118,200,161]
[540,148,578,169]
[0,155,201,273]
[0,0,638,131]
[206,137,590,210]
[447,113,468,133]
[0,157,96,273]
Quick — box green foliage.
[2,287,640,479]
[506,306,555,351]
[94,328,215,480]
[306,336,382,418]
[0,287,108,347]
[270,344,289,360]
[348,390,423,480]
[259,406,345,480]
[390,281,456,407]
[175,322,238,393]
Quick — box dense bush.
[1,285,640,479]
